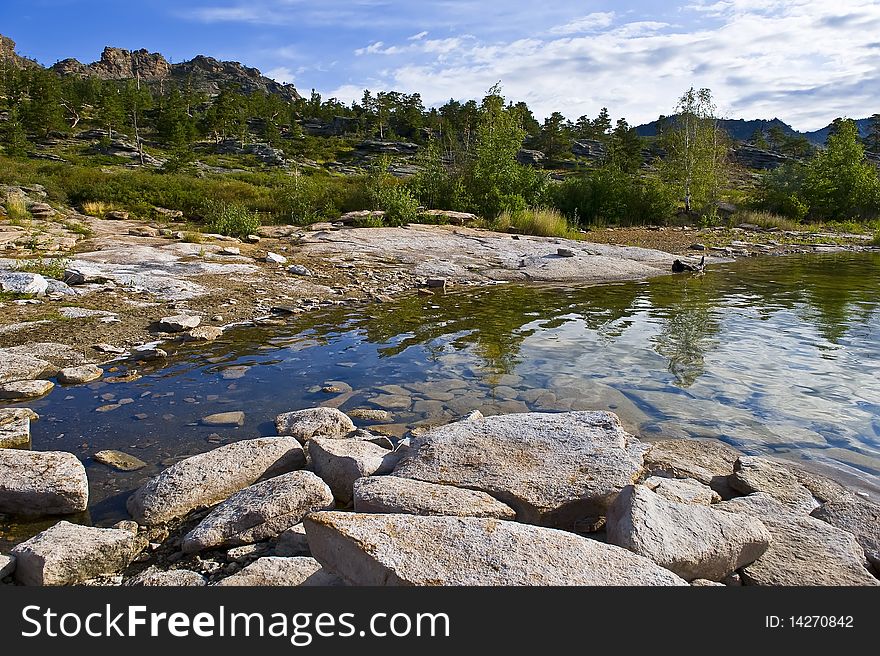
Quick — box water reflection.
[4,253,879,541]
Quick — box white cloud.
[550,12,615,35]
[327,0,880,130]
[408,30,429,40]
[266,66,296,84]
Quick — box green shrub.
[377,184,420,226]
[201,200,261,238]
[551,167,676,227]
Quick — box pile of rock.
[2,408,877,587]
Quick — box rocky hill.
[50,45,301,101]
[0,35,39,69]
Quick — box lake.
[3,252,879,547]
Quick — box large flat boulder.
[811,497,880,566]
[0,271,48,296]
[275,407,354,442]
[392,411,648,528]
[182,471,334,553]
[718,493,878,586]
[215,556,343,586]
[12,521,144,586]
[0,350,49,384]
[0,449,88,516]
[353,476,516,519]
[0,379,54,400]
[305,512,687,586]
[730,456,819,513]
[307,437,391,504]
[607,485,770,582]
[127,437,305,525]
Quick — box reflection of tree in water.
[648,276,722,387]
[350,283,644,376]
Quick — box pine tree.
[2,105,29,155]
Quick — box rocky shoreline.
[1,407,877,586]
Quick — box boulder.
[307,437,391,504]
[215,556,343,586]
[0,379,54,400]
[0,554,15,579]
[0,271,49,296]
[718,493,878,586]
[730,456,819,513]
[811,497,880,565]
[274,407,354,442]
[393,411,648,528]
[0,449,88,515]
[265,252,287,265]
[183,326,224,342]
[644,438,741,497]
[348,408,392,422]
[94,449,147,472]
[353,476,516,519]
[200,411,245,427]
[305,512,687,586]
[12,521,144,586]
[57,364,103,384]
[157,314,201,332]
[643,476,721,505]
[126,437,305,525]
[274,524,309,556]
[0,408,35,449]
[181,471,334,553]
[126,567,206,586]
[607,485,770,581]
[0,350,50,384]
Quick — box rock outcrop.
[305,512,688,586]
[51,46,301,101]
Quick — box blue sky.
[2,0,878,130]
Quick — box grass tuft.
[493,207,583,240]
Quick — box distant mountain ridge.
[635,115,872,146]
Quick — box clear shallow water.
[3,252,880,545]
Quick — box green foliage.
[659,87,729,215]
[2,105,30,155]
[757,120,880,221]
[201,199,261,238]
[534,111,572,162]
[551,167,676,227]
[376,184,420,226]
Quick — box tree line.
[1,60,879,225]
